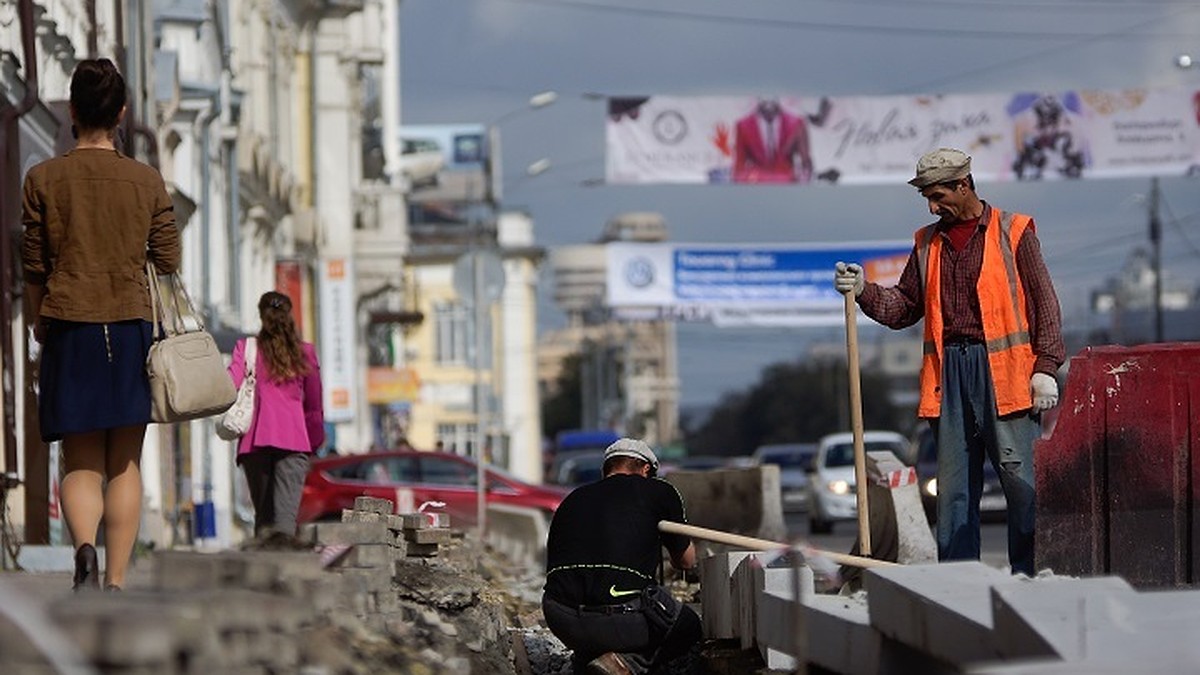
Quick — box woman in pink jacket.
[228,291,324,541]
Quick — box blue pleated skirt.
[39,319,154,442]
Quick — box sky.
[399,0,1200,409]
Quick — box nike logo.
[608,585,640,598]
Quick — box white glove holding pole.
[1030,372,1059,411]
[834,262,865,297]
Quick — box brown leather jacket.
[21,148,181,323]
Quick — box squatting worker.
[21,58,181,591]
[542,438,701,675]
[834,148,1063,576]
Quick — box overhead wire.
[465,0,1200,40]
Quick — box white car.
[397,137,445,188]
[807,430,909,534]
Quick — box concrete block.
[731,554,761,650]
[802,593,880,674]
[754,562,813,667]
[354,496,394,514]
[405,527,453,545]
[700,551,752,639]
[51,600,176,666]
[1060,589,1200,662]
[484,504,548,567]
[152,550,241,591]
[866,450,937,565]
[865,560,1014,666]
[308,521,391,546]
[666,467,786,544]
[406,542,441,557]
[971,660,1200,674]
[342,509,385,523]
[331,567,393,595]
[398,512,451,529]
[326,544,393,569]
[991,575,1134,660]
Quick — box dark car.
[548,451,607,487]
[752,442,818,513]
[913,428,1007,523]
[298,449,569,527]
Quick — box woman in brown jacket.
[21,59,181,591]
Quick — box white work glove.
[834,262,865,297]
[1030,372,1059,411]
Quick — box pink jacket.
[228,338,325,457]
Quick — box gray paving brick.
[354,496,394,514]
[310,521,391,546]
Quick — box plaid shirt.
[858,203,1064,375]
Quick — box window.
[436,423,477,454]
[433,301,471,366]
[419,456,477,487]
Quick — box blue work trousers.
[934,342,1040,576]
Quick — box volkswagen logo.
[624,257,655,288]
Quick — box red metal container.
[1036,343,1200,587]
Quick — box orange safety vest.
[916,209,1036,417]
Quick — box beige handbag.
[145,264,237,423]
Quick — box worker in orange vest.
[834,147,1064,576]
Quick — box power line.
[1158,198,1200,258]
[890,5,1197,94]
[458,0,1200,40]
[768,0,1200,10]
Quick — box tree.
[684,357,903,456]
[541,353,583,438]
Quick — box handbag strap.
[244,337,257,379]
[146,262,206,339]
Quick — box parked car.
[752,443,818,513]
[549,451,606,487]
[912,427,1007,524]
[397,137,445,188]
[298,449,569,527]
[807,431,909,534]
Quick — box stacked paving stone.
[0,497,525,674]
[298,495,455,623]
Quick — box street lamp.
[1177,54,1194,69]
[485,90,557,206]
[469,92,556,532]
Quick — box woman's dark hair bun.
[70,59,126,132]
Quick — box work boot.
[586,652,632,675]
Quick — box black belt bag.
[640,585,680,637]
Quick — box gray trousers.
[239,448,310,537]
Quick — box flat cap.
[603,437,659,471]
[908,148,972,188]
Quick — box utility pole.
[1149,177,1163,343]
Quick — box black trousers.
[542,588,701,674]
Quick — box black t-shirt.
[543,474,691,606]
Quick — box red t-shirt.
[944,217,980,251]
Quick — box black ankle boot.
[73,544,101,592]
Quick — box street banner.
[606,241,910,327]
[318,257,358,422]
[605,88,1200,185]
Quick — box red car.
[298,449,569,527]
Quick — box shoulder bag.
[145,263,237,423]
[216,338,257,441]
